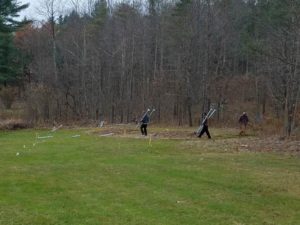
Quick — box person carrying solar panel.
[239,112,249,135]
[197,112,211,139]
[140,112,150,136]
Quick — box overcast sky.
[18,0,91,21]
[17,0,120,21]
[18,0,72,21]
[18,0,40,20]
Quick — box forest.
[1,2,300,225]
[1,0,300,137]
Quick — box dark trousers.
[239,123,247,135]
[140,124,148,136]
[198,125,211,139]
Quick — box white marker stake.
[148,135,152,147]
[37,136,53,139]
[71,135,81,138]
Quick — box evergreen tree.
[0,0,29,85]
[0,0,29,33]
[92,0,109,27]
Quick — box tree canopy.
[3,0,300,136]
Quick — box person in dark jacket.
[198,112,211,139]
[239,112,249,135]
[140,113,150,136]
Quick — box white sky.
[18,0,41,20]
[17,0,138,21]
[18,0,73,21]
[18,0,96,21]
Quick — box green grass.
[0,129,299,225]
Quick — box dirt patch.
[182,137,299,155]
[87,124,300,154]
[236,137,300,154]
[0,119,31,130]
[87,124,196,139]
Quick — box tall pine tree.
[0,0,29,85]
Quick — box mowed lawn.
[0,129,299,225]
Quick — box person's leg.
[242,123,247,135]
[140,124,144,135]
[205,127,211,139]
[144,124,148,136]
[239,124,244,135]
[198,126,205,138]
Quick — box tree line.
[1,0,300,136]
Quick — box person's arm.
[239,116,242,123]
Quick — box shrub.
[0,86,18,109]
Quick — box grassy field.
[0,129,299,225]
